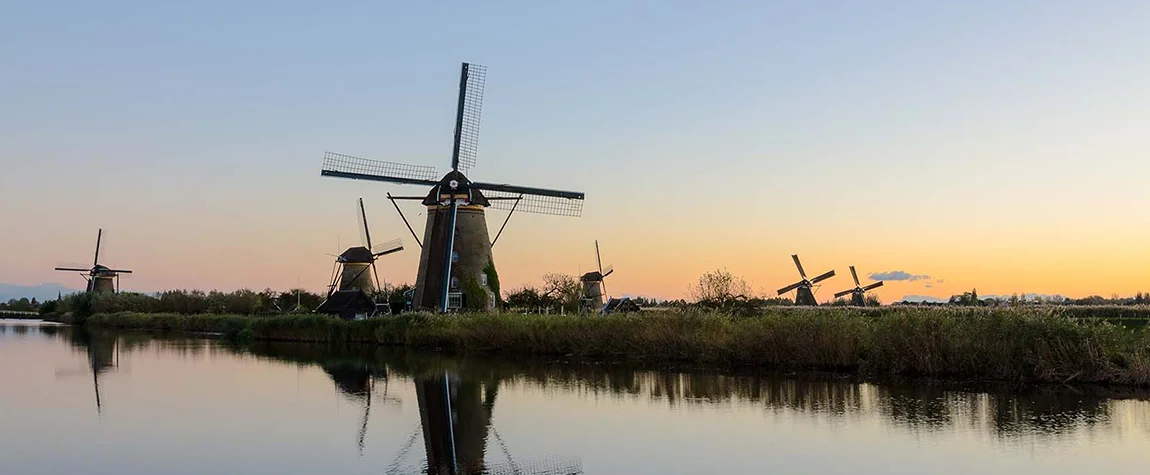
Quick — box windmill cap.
[422,170,490,207]
[338,246,375,263]
[580,271,604,282]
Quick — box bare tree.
[540,273,582,310]
[689,268,753,305]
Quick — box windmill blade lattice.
[792,255,807,279]
[323,152,440,185]
[485,191,583,217]
[372,237,404,255]
[456,63,486,174]
[357,200,370,248]
[810,270,835,285]
[777,281,803,295]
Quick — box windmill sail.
[322,152,439,186]
[483,190,584,217]
[455,63,486,174]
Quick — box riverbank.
[53,307,1150,386]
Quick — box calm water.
[2,319,1149,474]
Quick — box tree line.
[11,270,1148,318]
[902,289,1150,307]
[32,286,409,319]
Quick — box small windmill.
[318,199,403,319]
[833,266,884,306]
[580,240,614,312]
[776,254,834,306]
[325,198,404,297]
[54,229,132,293]
[321,62,585,313]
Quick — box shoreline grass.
[57,307,1150,386]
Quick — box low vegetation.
[65,306,1150,387]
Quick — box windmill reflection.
[320,361,397,455]
[412,373,582,475]
[250,342,1143,470]
[59,327,118,414]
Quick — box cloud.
[898,295,948,303]
[868,271,932,282]
[924,283,933,288]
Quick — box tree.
[505,286,549,309]
[688,268,752,305]
[540,273,582,311]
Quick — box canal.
[1,318,1148,474]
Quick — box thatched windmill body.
[318,198,403,319]
[54,229,132,293]
[834,266,884,306]
[776,254,834,306]
[321,62,585,313]
[326,198,404,296]
[579,240,614,312]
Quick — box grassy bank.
[67,307,1150,386]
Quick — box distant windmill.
[777,255,834,306]
[580,240,614,312]
[54,229,133,293]
[318,199,404,319]
[321,62,585,312]
[833,266,884,306]
[326,198,404,296]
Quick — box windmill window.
[451,251,459,263]
[450,277,460,289]
[480,274,488,286]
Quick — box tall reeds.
[81,306,1150,386]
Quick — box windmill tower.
[321,62,585,313]
[834,266,884,306]
[579,240,614,312]
[326,198,405,296]
[776,254,834,306]
[54,229,133,293]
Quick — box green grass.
[71,306,1150,386]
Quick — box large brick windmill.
[54,229,133,293]
[321,62,585,312]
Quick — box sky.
[1,0,1149,302]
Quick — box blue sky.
[2,1,1148,300]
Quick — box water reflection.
[256,342,583,475]
[240,341,1150,444]
[5,322,1150,474]
[56,326,119,414]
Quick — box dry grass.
[78,306,1150,386]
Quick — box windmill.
[318,199,404,319]
[326,198,405,296]
[776,254,835,306]
[321,62,585,312]
[54,229,132,293]
[579,240,614,312]
[833,266,884,306]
